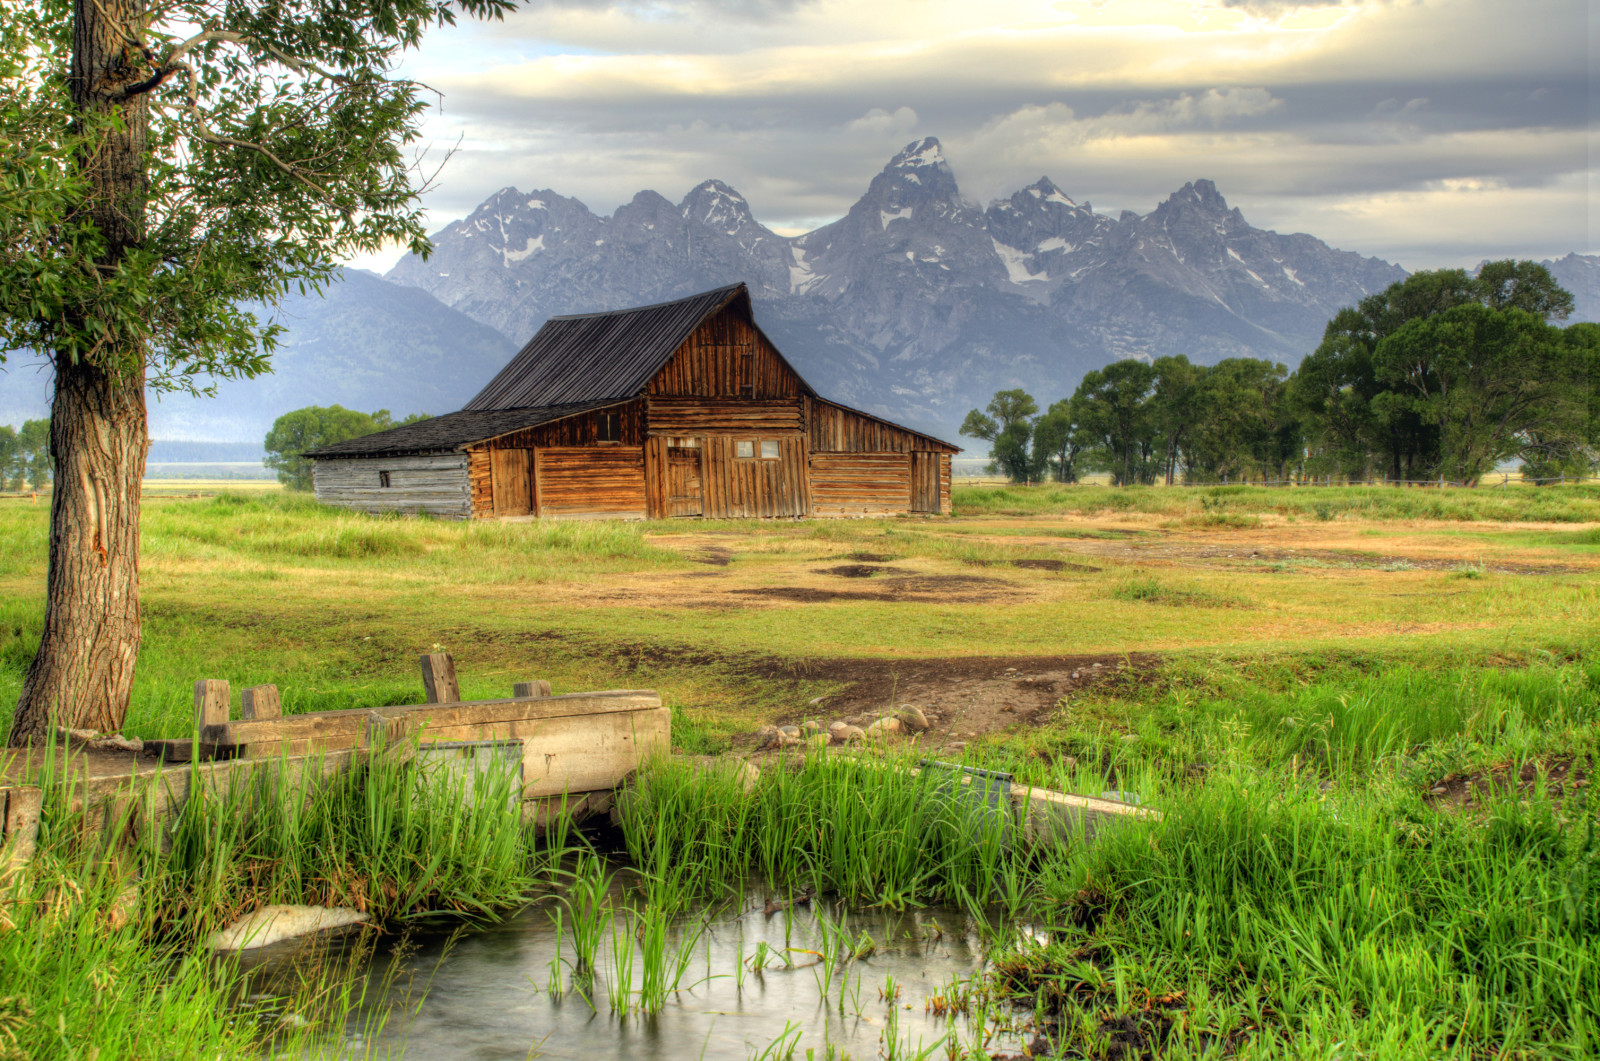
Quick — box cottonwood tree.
[960,389,1040,482]
[0,0,512,743]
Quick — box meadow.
[1,483,1597,1058]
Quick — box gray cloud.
[380,0,1595,270]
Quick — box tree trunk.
[7,0,150,744]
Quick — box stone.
[755,725,781,749]
[829,724,865,743]
[801,720,823,736]
[208,905,369,951]
[865,717,903,737]
[894,706,930,733]
[91,736,143,753]
[806,733,829,753]
[807,696,829,706]
[778,725,802,739]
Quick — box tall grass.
[616,752,1016,911]
[1,732,562,1057]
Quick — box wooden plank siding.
[536,446,647,519]
[468,450,493,518]
[698,436,809,518]
[809,452,913,516]
[807,397,956,455]
[911,451,942,514]
[645,397,803,435]
[940,454,952,515]
[312,454,472,518]
[481,400,645,449]
[648,308,801,399]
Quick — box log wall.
[809,452,913,516]
[537,446,647,519]
[312,454,471,518]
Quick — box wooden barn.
[306,284,959,520]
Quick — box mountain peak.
[1023,177,1077,208]
[888,137,947,171]
[680,179,760,236]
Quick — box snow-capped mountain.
[386,136,1407,437]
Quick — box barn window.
[598,412,621,442]
[760,440,780,460]
[735,439,755,458]
[379,471,392,488]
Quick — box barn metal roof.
[463,283,750,411]
[303,400,625,458]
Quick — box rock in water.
[208,905,369,951]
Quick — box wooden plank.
[194,680,230,730]
[490,448,534,517]
[242,685,280,721]
[513,680,552,699]
[516,707,669,798]
[537,446,646,518]
[208,690,663,746]
[312,453,472,518]
[420,653,460,704]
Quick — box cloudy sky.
[368,0,1593,271]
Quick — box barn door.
[491,448,535,517]
[666,441,704,517]
[911,451,941,513]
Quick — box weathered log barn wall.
[308,283,957,521]
[312,454,471,517]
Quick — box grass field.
[2,483,1597,1058]
[2,483,1598,746]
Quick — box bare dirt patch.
[1425,753,1592,810]
[846,552,897,562]
[735,572,1014,605]
[748,651,1162,750]
[814,564,907,578]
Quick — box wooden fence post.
[420,653,460,704]
[513,680,552,699]
[194,680,230,730]
[242,685,281,721]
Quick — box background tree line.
[962,262,1600,486]
[0,420,51,491]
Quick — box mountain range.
[386,137,1417,439]
[2,137,1596,446]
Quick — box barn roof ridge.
[544,282,746,322]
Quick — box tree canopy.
[265,406,428,489]
[1,0,513,742]
[960,262,1598,488]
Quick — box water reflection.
[346,883,1021,1060]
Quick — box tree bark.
[7,0,151,744]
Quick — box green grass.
[954,482,1600,523]
[3,727,562,1060]
[612,656,1600,1058]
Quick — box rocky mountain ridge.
[386,137,1410,437]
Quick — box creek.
[314,877,1033,1060]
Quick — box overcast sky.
[360,0,1596,272]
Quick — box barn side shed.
[307,283,959,520]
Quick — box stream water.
[321,883,1031,1061]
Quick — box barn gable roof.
[463,283,750,411]
[306,282,960,459]
[303,400,625,459]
